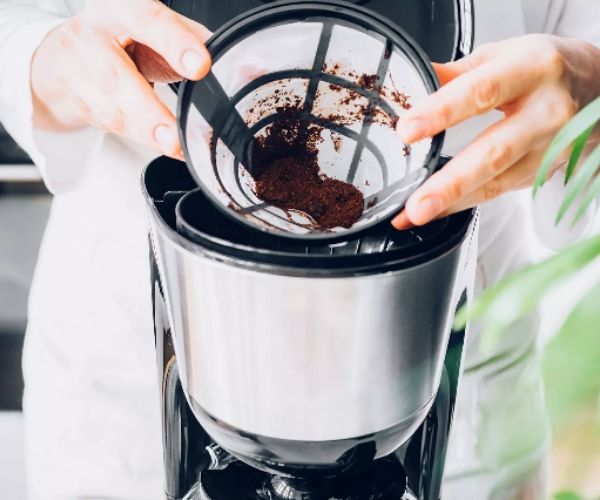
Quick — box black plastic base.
[197,456,407,500]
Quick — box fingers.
[180,13,214,41]
[398,60,544,143]
[131,15,215,83]
[32,1,211,149]
[402,104,556,225]
[75,0,216,156]
[390,36,580,231]
[85,0,211,80]
[397,38,557,145]
[112,50,181,156]
[391,151,544,230]
[441,152,544,215]
[391,211,414,231]
[398,79,574,226]
[130,43,182,83]
[398,35,573,144]
[75,36,182,157]
[431,48,488,85]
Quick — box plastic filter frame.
[178,0,444,240]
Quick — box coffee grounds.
[254,157,364,229]
[245,67,413,230]
[358,74,379,91]
[251,108,364,230]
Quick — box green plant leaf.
[533,96,600,194]
[553,493,583,500]
[454,234,600,351]
[564,125,595,184]
[571,142,600,224]
[555,142,600,224]
[543,279,600,432]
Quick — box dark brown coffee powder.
[251,108,364,230]
[254,156,364,229]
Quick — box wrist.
[559,37,600,111]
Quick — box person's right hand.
[31,0,212,159]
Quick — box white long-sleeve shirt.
[0,1,599,499]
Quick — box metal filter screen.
[179,3,442,239]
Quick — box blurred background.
[0,123,50,499]
[0,123,598,499]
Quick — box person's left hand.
[392,34,600,230]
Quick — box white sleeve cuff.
[0,7,104,194]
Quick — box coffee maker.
[146,1,477,498]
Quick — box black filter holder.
[144,156,474,276]
[176,0,445,241]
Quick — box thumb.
[432,48,489,85]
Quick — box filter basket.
[178,0,443,240]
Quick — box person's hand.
[31,0,212,159]
[392,34,600,230]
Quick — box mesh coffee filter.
[178,1,443,240]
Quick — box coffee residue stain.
[358,74,380,91]
[388,75,412,110]
[331,131,343,153]
[391,90,412,110]
[240,63,415,230]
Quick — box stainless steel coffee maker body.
[145,157,478,477]
[154,235,470,445]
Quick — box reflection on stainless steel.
[183,483,200,500]
[149,215,475,443]
[458,0,475,58]
[205,443,237,470]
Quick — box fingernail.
[415,196,443,222]
[391,211,414,231]
[397,118,425,143]
[154,124,179,154]
[181,50,206,77]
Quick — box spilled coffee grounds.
[251,108,364,230]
